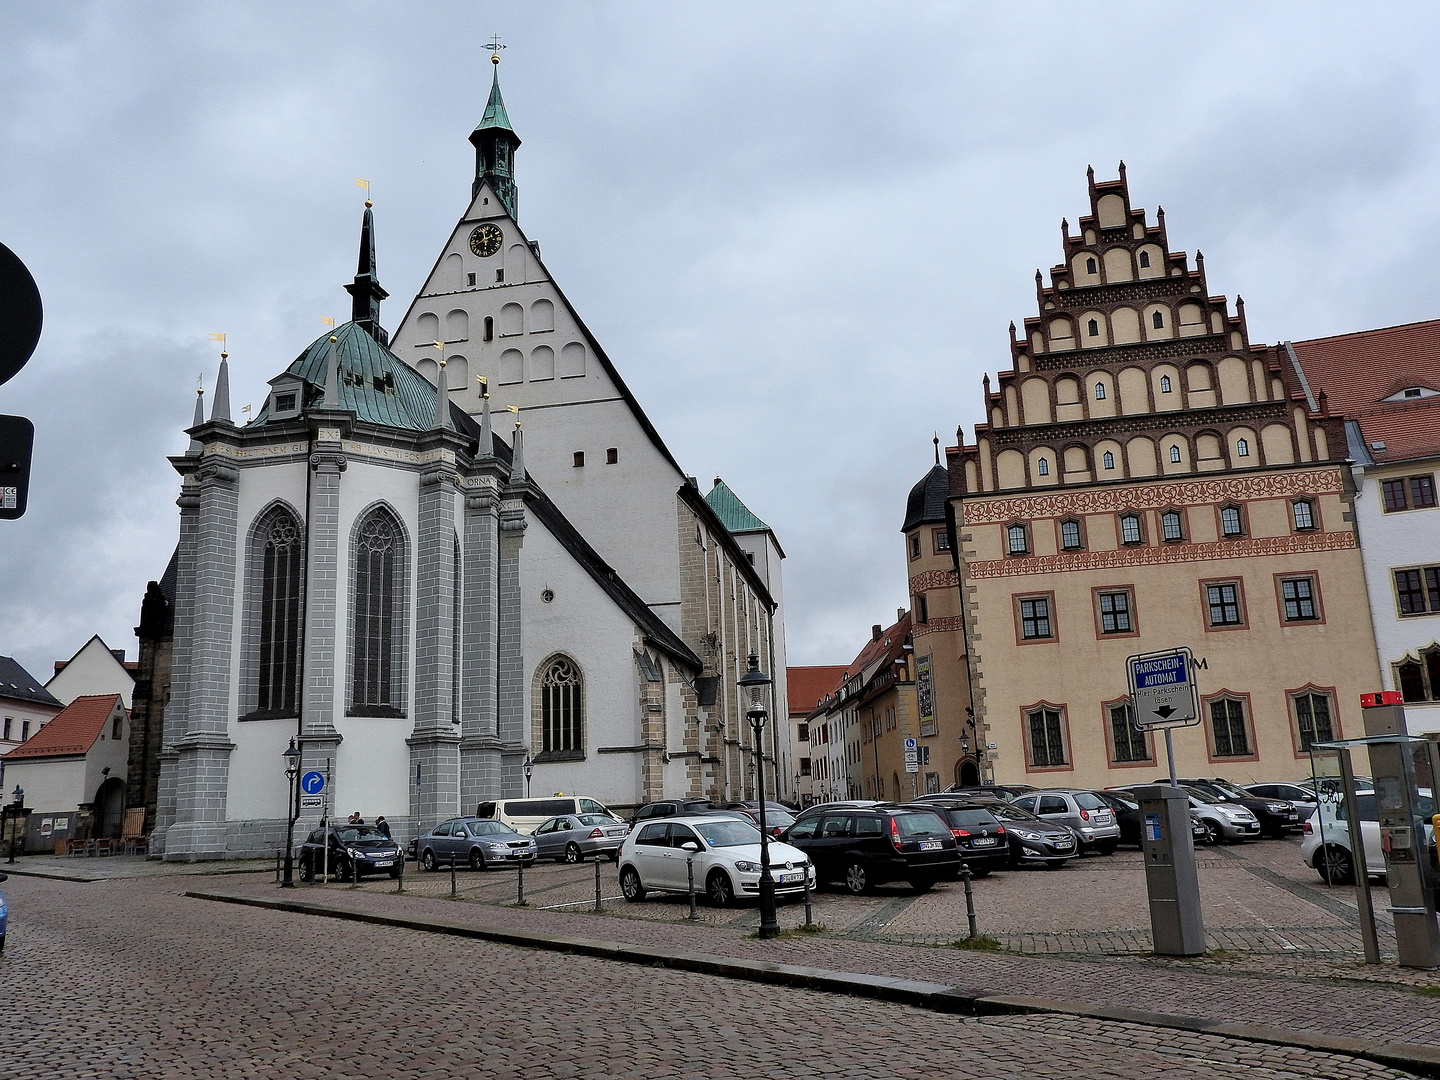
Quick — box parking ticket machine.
[1133,784,1205,956]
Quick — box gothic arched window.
[243,504,305,719]
[1095,383,1107,400]
[540,656,583,754]
[350,506,408,717]
[1103,451,1115,470]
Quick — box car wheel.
[298,857,313,883]
[421,849,437,872]
[564,842,583,865]
[1316,844,1354,886]
[706,870,736,907]
[1200,821,1219,845]
[620,866,646,902]
[469,848,485,872]
[844,860,870,895]
[1045,859,1067,870]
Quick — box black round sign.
[0,241,43,388]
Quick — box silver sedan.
[532,813,629,863]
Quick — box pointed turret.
[211,354,232,424]
[344,203,390,346]
[510,417,526,485]
[469,55,521,217]
[434,360,451,430]
[478,377,492,453]
[188,386,205,453]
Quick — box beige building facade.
[948,167,1381,789]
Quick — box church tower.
[469,56,520,217]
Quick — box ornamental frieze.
[914,616,965,637]
[909,569,958,592]
[966,527,1356,580]
[962,467,1342,524]
[1032,334,1236,372]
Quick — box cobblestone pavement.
[0,873,1423,1080]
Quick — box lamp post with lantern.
[738,653,780,939]
[523,753,534,799]
[281,738,302,888]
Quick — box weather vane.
[485,35,505,66]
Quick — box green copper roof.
[475,69,515,135]
[706,478,769,534]
[252,321,439,431]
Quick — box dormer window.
[268,378,305,421]
[1159,375,1173,393]
[274,393,296,413]
[1138,251,1150,268]
[1405,387,1422,398]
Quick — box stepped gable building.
[1289,320,1440,732]
[388,59,788,807]
[903,444,978,788]
[947,165,1379,788]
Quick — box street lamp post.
[281,738,301,888]
[738,653,780,939]
[523,753,534,799]
[7,786,23,864]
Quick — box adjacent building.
[3,694,129,837]
[947,166,1379,788]
[46,635,136,708]
[786,665,846,806]
[0,656,63,759]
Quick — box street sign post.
[1127,647,1200,787]
[903,737,919,774]
[300,771,325,796]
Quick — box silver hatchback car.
[533,813,629,863]
[1011,790,1122,853]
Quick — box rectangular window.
[1383,479,1408,512]
[1395,567,1440,615]
[1161,512,1184,542]
[1210,698,1250,757]
[112,716,123,740]
[1279,576,1318,621]
[1018,595,1053,640]
[273,392,296,413]
[1220,506,1245,537]
[1120,515,1143,544]
[1412,476,1437,509]
[933,528,950,553]
[1205,582,1243,627]
[1291,500,1314,530]
[1060,520,1083,550]
[467,272,476,287]
[797,723,808,742]
[2,718,9,740]
[910,536,921,559]
[1027,708,1067,767]
[799,757,811,776]
[1293,692,1334,751]
[606,447,618,464]
[916,594,928,624]
[1098,590,1133,634]
[1109,703,1150,763]
[21,720,30,741]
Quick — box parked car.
[299,823,404,881]
[1010,790,1122,853]
[1245,781,1326,826]
[925,784,1035,803]
[1300,788,1436,884]
[902,800,1008,876]
[476,795,614,834]
[1162,777,1301,838]
[783,804,961,892]
[532,813,628,863]
[726,803,797,837]
[413,817,538,871]
[1090,789,1143,846]
[1111,785,1259,844]
[791,800,890,824]
[982,801,1079,868]
[618,815,814,907]
[629,798,717,826]
[0,872,7,951]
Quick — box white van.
[477,795,616,834]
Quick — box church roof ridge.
[705,477,770,534]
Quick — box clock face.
[469,223,503,258]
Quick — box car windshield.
[694,820,763,848]
[466,820,510,836]
[1073,792,1107,811]
[335,826,387,842]
[949,809,999,828]
[895,812,946,836]
[986,803,1039,822]
[576,814,616,827]
[1208,781,1248,799]
[1183,786,1226,805]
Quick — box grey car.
[413,817,537,871]
[533,813,629,863]
[1011,790,1122,853]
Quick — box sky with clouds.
[3,2,1440,680]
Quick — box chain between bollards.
[450,854,458,898]
[593,858,603,912]
[960,861,977,940]
[686,856,698,920]
[517,860,527,905]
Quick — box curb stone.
[184,888,1439,1078]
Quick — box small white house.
[3,694,129,837]
[46,635,136,709]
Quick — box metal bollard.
[686,857,698,920]
[517,860,526,905]
[450,855,458,898]
[803,869,813,928]
[275,849,281,884]
[396,853,405,894]
[960,862,977,940]
[593,858,603,912]
[351,857,359,888]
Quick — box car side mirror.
[680,841,700,853]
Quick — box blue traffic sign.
[300,771,325,795]
[1132,653,1186,689]
[1126,647,1200,729]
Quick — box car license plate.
[374,860,393,867]
[1053,840,1073,848]
[606,829,625,836]
[972,837,996,846]
[779,872,803,884]
[919,840,943,851]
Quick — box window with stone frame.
[244,505,305,720]
[1395,645,1440,703]
[1290,690,1335,752]
[933,528,950,553]
[909,534,921,559]
[1006,522,1030,556]
[1119,513,1144,545]
[1161,510,1184,542]
[1026,706,1068,768]
[538,655,583,756]
[1291,499,1316,531]
[1108,701,1150,764]
[1060,518,1084,551]
[1219,503,1245,537]
[1102,450,1115,470]
[1381,475,1437,512]
[349,506,407,717]
[1208,696,1252,758]
[1278,575,1320,622]
[1394,566,1440,616]
[1016,594,1054,641]
[1204,580,1245,628]
[1096,589,1134,634]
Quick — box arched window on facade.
[1152,310,1165,330]
[1169,445,1182,463]
[1236,438,1250,458]
[1161,510,1184,542]
[246,505,304,718]
[1102,451,1115,470]
[1060,519,1083,551]
[1095,383,1106,400]
[1085,257,1097,275]
[1138,251,1151,269]
[1220,504,1245,538]
[1087,318,1100,337]
[1119,514,1143,545]
[1006,523,1029,556]
[1036,457,1049,476]
[1160,374,1173,393]
[350,506,407,716]
[1292,499,1315,530]
[539,656,583,755]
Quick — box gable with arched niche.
[1147,363,1182,411]
[1054,375,1083,422]
[1048,317,1076,351]
[446,309,468,342]
[1186,361,1216,408]
[1103,247,1134,283]
[995,448,1026,490]
[499,302,524,336]
[444,355,468,391]
[1217,355,1251,405]
[1021,377,1052,425]
[1027,446,1059,486]
[1080,310,1107,348]
[1126,436,1158,478]
[1227,427,1258,468]
[1261,423,1296,465]
[1110,306,1141,344]
[1088,371,1117,417]
[1096,192,1127,228]
[1160,433,1191,475]
[530,298,555,332]
[1194,430,1225,472]
[1117,366,1149,415]
[1177,302,1207,337]
[1071,253,1101,286]
[1143,302,1174,341]
[1061,443,1091,484]
[1136,244,1165,279]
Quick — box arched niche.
[1103,247,1134,283]
[1111,306,1141,344]
[500,303,524,336]
[445,252,464,290]
[1160,434,1191,475]
[1186,361,1216,408]
[1143,302,1174,341]
[1048,318,1076,351]
[529,345,555,381]
[995,449,1026,490]
[1062,444,1091,483]
[559,341,586,378]
[1177,302,1206,338]
[1118,366,1149,415]
[1136,244,1165,279]
[1096,193,1127,228]
[1021,377,1053,425]
[1217,356,1250,405]
[530,298,555,332]
[1089,371,1117,418]
[417,356,439,387]
[1151,363,1182,411]
[1261,423,1295,464]
[416,312,439,344]
[1071,253,1101,286]
[1080,311,1107,348]
[1054,375,1083,422]
[445,355,468,391]
[1228,426,1258,468]
[1028,446,1058,487]
[1194,432,1224,472]
[1095,438,1124,477]
[505,243,527,284]
[498,348,523,385]
[446,309,468,342]
[1126,436,1158,478]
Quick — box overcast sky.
[4,2,1440,680]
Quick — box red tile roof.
[3,694,122,759]
[1290,319,1440,463]
[787,666,848,715]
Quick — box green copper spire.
[469,56,521,218]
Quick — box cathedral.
[153,61,788,860]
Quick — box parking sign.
[1127,647,1200,730]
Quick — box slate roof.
[787,665,848,716]
[902,465,949,532]
[1289,319,1440,465]
[5,694,120,759]
[250,321,439,431]
[706,478,770,534]
[0,657,61,708]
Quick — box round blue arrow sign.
[300,771,325,795]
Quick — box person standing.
[375,816,390,838]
